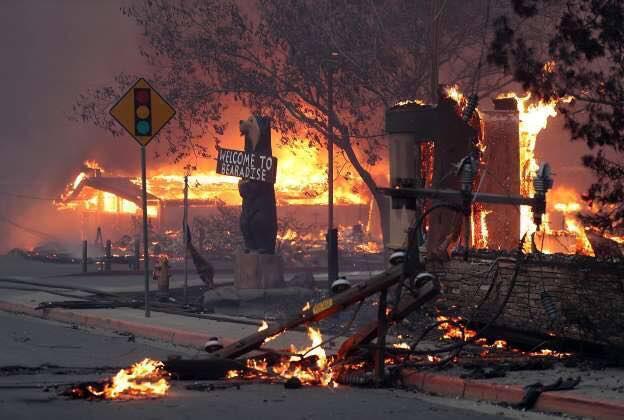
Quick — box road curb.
[401,369,624,420]
[3,300,623,419]
[0,300,216,349]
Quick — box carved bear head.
[239,115,272,154]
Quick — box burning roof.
[61,174,158,205]
[57,137,372,213]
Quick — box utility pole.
[430,0,440,104]
[141,145,150,318]
[325,52,340,289]
[183,174,189,306]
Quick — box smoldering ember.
[2,1,624,419]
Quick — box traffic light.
[134,88,152,137]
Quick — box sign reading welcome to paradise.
[216,147,278,184]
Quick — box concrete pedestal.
[234,252,285,289]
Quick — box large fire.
[58,138,368,218]
[56,85,622,258]
[227,326,336,387]
[496,93,572,239]
[446,85,607,256]
[443,86,490,249]
[70,358,170,399]
[435,315,571,359]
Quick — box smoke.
[0,0,145,252]
[534,111,593,194]
[0,1,594,254]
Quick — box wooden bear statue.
[238,115,278,254]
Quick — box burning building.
[51,85,621,259]
[385,85,620,257]
[54,143,381,254]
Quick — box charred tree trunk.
[426,97,474,259]
[338,131,390,244]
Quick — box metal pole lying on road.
[141,145,150,318]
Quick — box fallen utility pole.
[209,264,440,362]
[209,264,406,360]
[337,276,441,361]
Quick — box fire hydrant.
[153,255,171,299]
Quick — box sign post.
[141,146,150,316]
[109,78,175,318]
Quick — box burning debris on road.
[226,326,337,387]
[66,358,170,400]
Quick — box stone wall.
[427,254,624,347]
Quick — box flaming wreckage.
[59,87,624,401]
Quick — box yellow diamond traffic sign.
[110,78,176,147]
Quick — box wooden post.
[134,238,140,272]
[104,240,112,272]
[430,0,440,104]
[81,240,88,273]
[183,175,189,305]
[374,289,388,384]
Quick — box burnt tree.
[489,0,624,235]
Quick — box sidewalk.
[0,288,315,350]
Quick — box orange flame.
[392,342,411,349]
[529,348,572,358]
[436,315,477,341]
[444,85,490,248]
[82,358,170,399]
[84,160,104,171]
[257,320,282,344]
[57,136,370,221]
[226,326,336,387]
[496,92,573,241]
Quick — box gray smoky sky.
[0,0,145,251]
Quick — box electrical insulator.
[534,163,554,196]
[533,163,554,228]
[336,371,375,386]
[456,155,477,192]
[540,291,559,323]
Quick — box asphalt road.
[0,312,524,420]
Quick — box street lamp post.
[325,52,340,289]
